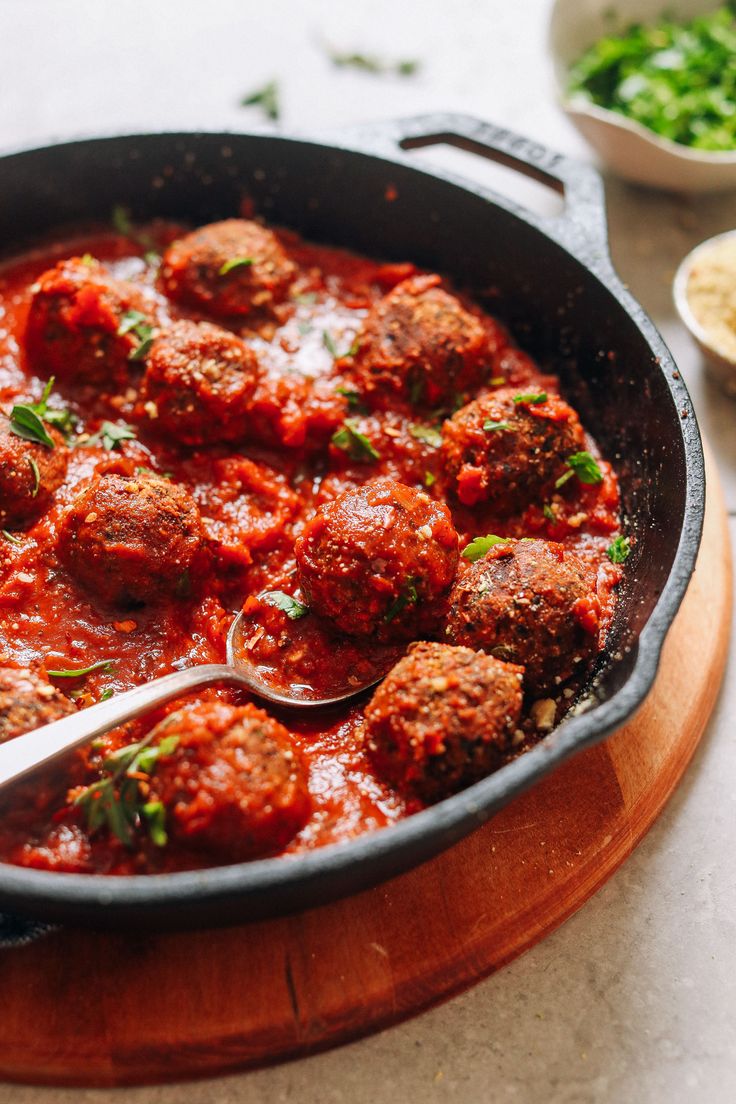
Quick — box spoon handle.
[0,664,240,791]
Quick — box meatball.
[365,641,524,802]
[295,478,459,641]
[446,538,601,692]
[139,320,261,446]
[25,256,156,388]
[351,275,494,409]
[0,420,68,529]
[161,219,296,318]
[57,472,209,607]
[0,667,75,743]
[441,387,586,513]
[146,701,310,861]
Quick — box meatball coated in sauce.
[161,219,297,319]
[446,539,601,693]
[0,420,68,529]
[365,642,524,802]
[0,667,75,743]
[351,275,496,409]
[441,388,586,513]
[57,472,209,608]
[139,320,261,446]
[295,478,459,641]
[146,701,310,861]
[25,256,156,388]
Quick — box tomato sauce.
[0,223,622,875]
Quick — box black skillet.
[0,115,704,929]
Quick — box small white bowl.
[674,230,736,395]
[549,0,736,192]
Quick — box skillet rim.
[0,117,705,923]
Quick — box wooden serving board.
[0,451,731,1087]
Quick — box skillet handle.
[331,113,611,269]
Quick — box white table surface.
[0,2,734,1101]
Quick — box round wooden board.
[0,451,731,1088]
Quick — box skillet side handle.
[336,113,612,271]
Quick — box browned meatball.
[161,219,297,318]
[365,641,524,802]
[25,256,156,388]
[139,320,261,446]
[57,472,209,607]
[441,387,586,513]
[0,420,68,529]
[445,538,601,692]
[0,667,75,743]
[351,275,495,409]
[295,478,459,641]
[147,701,310,861]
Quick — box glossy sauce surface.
[0,224,622,874]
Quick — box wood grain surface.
[0,451,730,1088]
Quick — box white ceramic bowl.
[549,0,736,192]
[674,230,736,395]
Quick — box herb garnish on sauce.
[331,419,381,462]
[73,734,179,847]
[9,378,72,448]
[607,534,631,563]
[461,534,511,562]
[261,591,309,620]
[555,451,603,489]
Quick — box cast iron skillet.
[0,114,704,929]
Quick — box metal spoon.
[0,611,390,791]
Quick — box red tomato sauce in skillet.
[0,221,622,875]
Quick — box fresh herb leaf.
[16,378,75,438]
[409,376,425,406]
[323,331,359,359]
[543,503,556,522]
[240,79,280,120]
[99,687,115,701]
[555,451,604,489]
[86,421,137,451]
[112,205,134,236]
[607,534,631,563]
[141,801,168,847]
[111,206,157,254]
[384,578,419,623]
[424,470,436,488]
[331,418,381,462]
[218,256,255,276]
[327,49,421,77]
[117,309,148,336]
[409,423,443,448]
[261,590,309,620]
[28,457,40,496]
[568,6,736,151]
[118,311,154,361]
[461,534,511,562]
[73,732,179,847]
[513,392,548,405]
[128,333,154,362]
[483,420,513,432]
[1,529,22,545]
[48,659,114,679]
[9,404,55,448]
[336,386,368,414]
